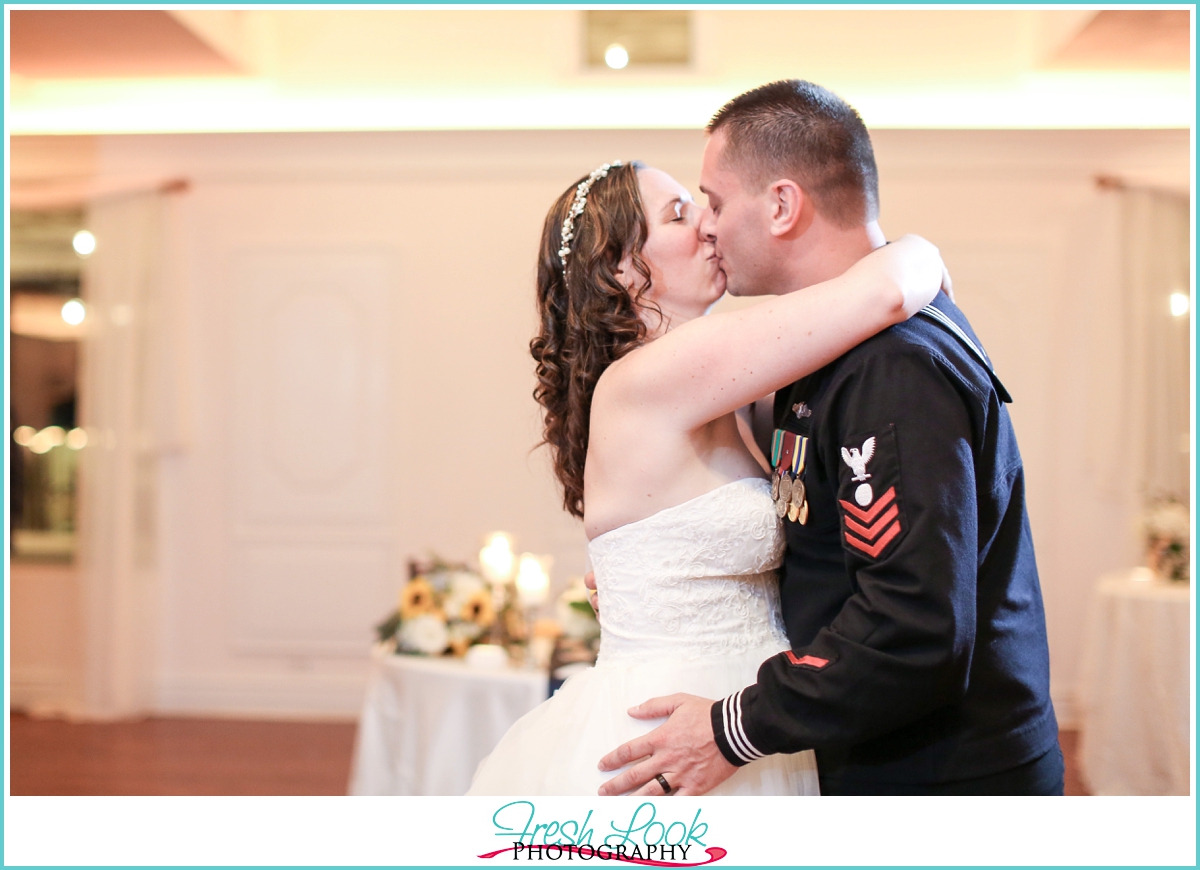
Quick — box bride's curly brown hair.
[531,161,657,519]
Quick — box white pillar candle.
[516,553,552,607]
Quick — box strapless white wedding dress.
[466,477,819,795]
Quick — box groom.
[595,80,1062,796]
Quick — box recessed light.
[604,44,630,70]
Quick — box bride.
[467,160,944,795]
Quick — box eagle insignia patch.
[837,425,906,561]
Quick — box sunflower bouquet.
[376,556,512,656]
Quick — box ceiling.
[8,9,1194,133]
[11,11,240,78]
[1048,10,1192,71]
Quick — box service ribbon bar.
[778,432,803,472]
[792,435,808,476]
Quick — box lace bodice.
[588,477,790,664]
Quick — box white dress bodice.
[588,477,790,664]
[467,476,819,796]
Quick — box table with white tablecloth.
[348,648,548,795]
[1077,570,1191,796]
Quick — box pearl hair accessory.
[558,161,625,272]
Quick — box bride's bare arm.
[606,235,944,432]
[734,406,771,472]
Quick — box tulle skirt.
[466,645,818,796]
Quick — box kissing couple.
[469,80,1061,797]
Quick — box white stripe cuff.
[721,690,766,764]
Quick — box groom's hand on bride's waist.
[596,694,738,797]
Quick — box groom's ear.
[767,179,808,238]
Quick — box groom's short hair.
[707,80,879,228]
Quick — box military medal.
[778,473,793,505]
[771,430,786,471]
[771,428,811,524]
[788,478,806,522]
[774,463,790,517]
[788,431,810,525]
[777,479,793,517]
[770,430,787,515]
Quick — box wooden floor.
[1059,728,1088,796]
[8,712,359,796]
[8,712,1089,795]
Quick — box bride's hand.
[855,234,946,320]
[941,262,955,303]
[584,571,599,614]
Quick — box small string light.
[1169,291,1189,318]
[72,230,96,257]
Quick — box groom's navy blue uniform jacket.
[711,292,1058,790]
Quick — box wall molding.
[1052,686,1079,731]
[153,671,368,720]
[10,666,84,719]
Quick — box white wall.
[9,562,84,717]
[38,127,1187,721]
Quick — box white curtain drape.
[78,189,189,717]
[1120,188,1191,504]
[1076,187,1191,793]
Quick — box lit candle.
[516,553,552,607]
[479,532,515,584]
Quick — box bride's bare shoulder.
[596,316,716,408]
[593,345,651,405]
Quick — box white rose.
[426,569,453,595]
[449,619,484,643]
[398,614,450,655]
[1144,502,1190,541]
[444,571,486,620]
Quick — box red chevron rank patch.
[837,426,906,560]
[840,486,902,557]
[785,651,830,669]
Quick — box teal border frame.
[2,2,1196,868]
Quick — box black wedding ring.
[654,773,672,794]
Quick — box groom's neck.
[778,220,886,293]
